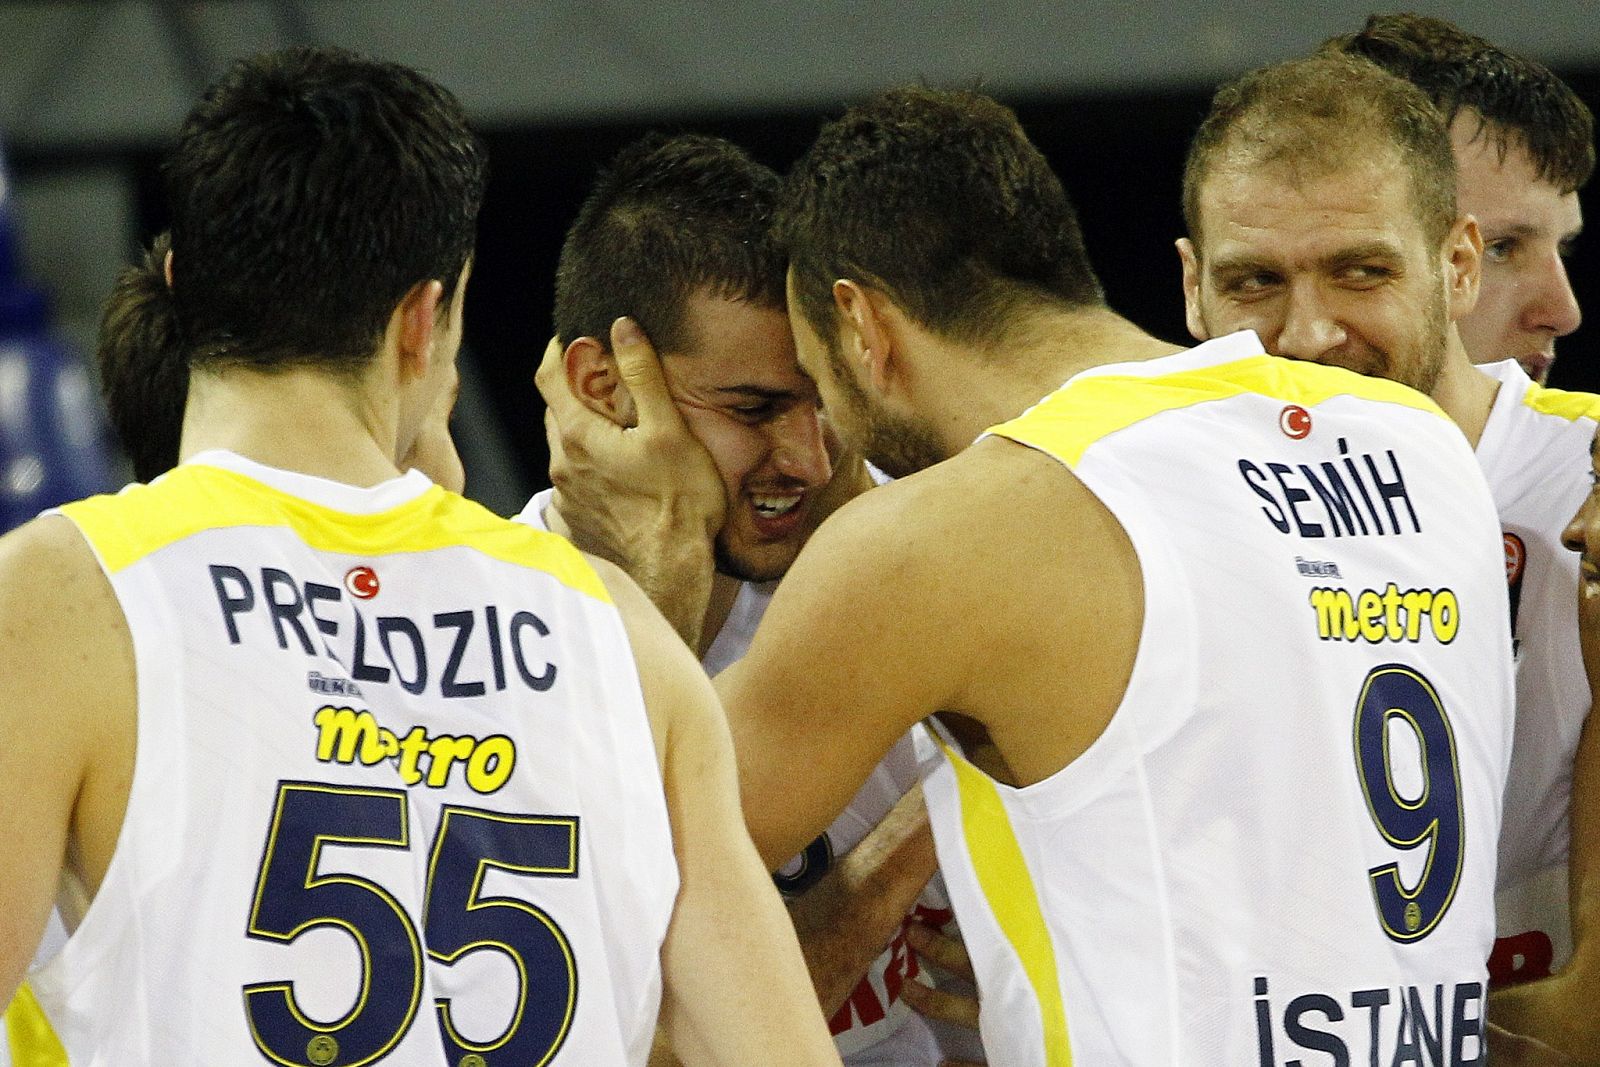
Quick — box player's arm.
[0,516,130,1001]
[539,322,723,651]
[597,556,841,1067]
[715,473,975,869]
[786,782,939,1014]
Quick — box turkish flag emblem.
[344,566,380,600]
[1279,405,1312,439]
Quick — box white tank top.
[915,333,1514,1066]
[14,452,676,1067]
[1474,359,1597,986]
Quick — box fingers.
[534,334,567,405]
[899,972,980,1030]
[544,407,569,485]
[610,317,681,430]
[906,920,974,981]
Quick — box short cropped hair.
[1184,54,1457,249]
[165,47,486,371]
[777,86,1103,352]
[553,133,786,354]
[1324,13,1594,193]
[97,232,186,482]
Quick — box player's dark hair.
[553,132,786,354]
[1323,13,1594,193]
[164,46,486,371]
[1184,54,1457,249]
[777,86,1103,355]
[97,232,186,482]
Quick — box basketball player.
[0,47,840,1066]
[1317,21,1598,1042]
[1178,40,1597,1057]
[714,82,1514,1063]
[93,230,466,493]
[1325,14,1589,384]
[528,132,973,1064]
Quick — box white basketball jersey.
[13,452,677,1066]
[516,489,951,1065]
[915,333,1514,1066]
[1474,359,1598,985]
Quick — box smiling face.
[1451,115,1583,383]
[661,290,831,582]
[1181,150,1458,396]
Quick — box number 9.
[1353,664,1466,942]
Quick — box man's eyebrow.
[1204,253,1270,276]
[1321,241,1404,268]
[1483,222,1545,240]
[713,385,801,400]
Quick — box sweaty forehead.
[662,300,814,399]
[1198,154,1426,255]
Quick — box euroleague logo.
[1279,404,1313,440]
[344,565,380,600]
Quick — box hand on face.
[537,318,726,566]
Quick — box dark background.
[25,71,1600,503]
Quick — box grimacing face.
[1450,115,1583,383]
[659,291,832,583]
[1179,151,1464,397]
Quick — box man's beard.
[1396,281,1450,397]
[825,342,945,480]
[860,406,946,480]
[714,534,789,585]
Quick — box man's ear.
[833,279,896,394]
[1445,215,1483,323]
[563,336,636,427]
[1176,237,1210,342]
[394,279,446,380]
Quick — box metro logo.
[1308,584,1460,644]
[312,705,517,794]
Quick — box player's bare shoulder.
[0,513,135,950]
[0,513,133,709]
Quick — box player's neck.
[922,306,1182,455]
[1428,333,1500,449]
[179,363,405,487]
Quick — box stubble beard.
[1397,278,1450,397]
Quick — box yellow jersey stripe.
[1522,382,1600,423]
[943,742,1073,1066]
[989,355,1442,467]
[58,465,611,604]
[5,983,68,1066]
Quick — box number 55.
[244,781,580,1067]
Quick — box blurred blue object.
[0,136,116,535]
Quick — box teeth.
[752,494,802,518]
